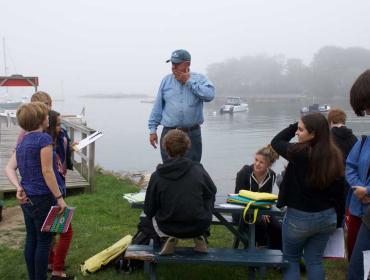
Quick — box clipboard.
[73,131,103,151]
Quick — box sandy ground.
[0,206,25,249]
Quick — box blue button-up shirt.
[148,72,215,133]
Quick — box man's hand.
[353,186,368,201]
[173,70,190,84]
[150,133,158,149]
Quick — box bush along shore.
[0,169,347,280]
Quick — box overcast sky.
[1,0,370,97]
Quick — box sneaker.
[193,235,208,253]
[159,237,178,255]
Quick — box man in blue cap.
[148,49,215,162]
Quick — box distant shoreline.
[80,93,151,99]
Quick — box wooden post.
[69,127,75,164]
[88,141,95,192]
[81,132,88,180]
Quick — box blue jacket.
[346,137,370,217]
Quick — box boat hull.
[220,104,248,113]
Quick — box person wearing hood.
[327,108,357,164]
[327,108,361,261]
[144,129,217,255]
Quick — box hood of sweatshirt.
[331,126,355,140]
[156,157,194,180]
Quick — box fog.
[1,0,370,97]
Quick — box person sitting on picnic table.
[143,129,217,255]
[233,145,282,250]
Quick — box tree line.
[206,46,370,100]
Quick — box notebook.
[123,192,146,204]
[41,206,75,233]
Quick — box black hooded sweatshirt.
[331,126,357,163]
[144,157,217,238]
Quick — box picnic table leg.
[248,223,256,250]
[149,263,157,280]
[248,267,256,280]
[213,212,249,247]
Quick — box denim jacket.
[346,137,370,217]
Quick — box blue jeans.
[21,194,56,280]
[282,207,337,280]
[160,127,202,162]
[348,223,370,280]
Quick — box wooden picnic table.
[127,198,287,279]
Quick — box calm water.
[54,97,370,196]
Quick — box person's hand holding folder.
[57,197,67,214]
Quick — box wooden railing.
[62,118,96,192]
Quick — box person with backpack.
[271,113,346,280]
[347,69,370,279]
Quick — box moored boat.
[300,103,330,114]
[220,96,248,114]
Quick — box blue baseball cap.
[166,49,191,64]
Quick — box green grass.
[0,170,347,279]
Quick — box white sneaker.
[193,235,208,253]
[159,237,178,255]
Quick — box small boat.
[220,96,248,113]
[300,103,331,114]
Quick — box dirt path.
[0,206,25,249]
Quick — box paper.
[123,192,146,203]
[363,250,370,280]
[41,206,75,233]
[323,228,345,258]
[73,131,103,151]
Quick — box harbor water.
[54,97,370,196]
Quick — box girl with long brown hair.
[271,113,346,280]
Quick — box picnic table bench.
[127,202,288,279]
[125,243,288,280]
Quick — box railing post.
[0,117,2,143]
[81,132,88,180]
[88,141,95,192]
[69,127,75,164]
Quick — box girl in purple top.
[5,102,67,280]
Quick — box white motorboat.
[220,96,248,113]
[301,103,331,114]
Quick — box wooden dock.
[0,121,91,199]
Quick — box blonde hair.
[31,91,52,105]
[17,102,49,131]
[256,144,279,165]
[162,130,191,157]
